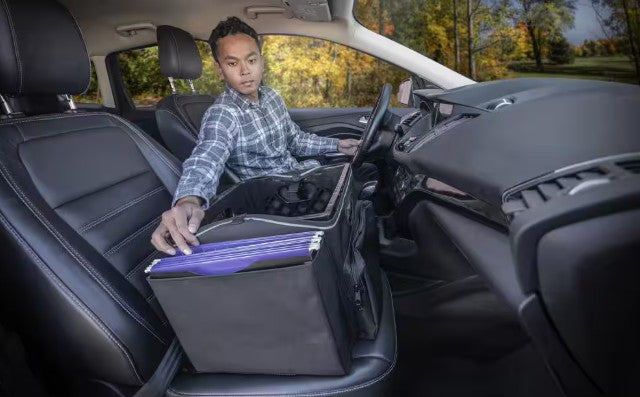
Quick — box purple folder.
[151,241,316,269]
[146,231,322,277]
[176,231,322,256]
[148,245,315,277]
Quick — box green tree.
[514,0,576,71]
[548,36,576,63]
[592,0,640,84]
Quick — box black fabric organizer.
[148,164,382,375]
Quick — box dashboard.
[383,78,640,395]
[390,78,640,220]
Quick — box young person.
[151,17,360,255]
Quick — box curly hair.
[208,16,260,63]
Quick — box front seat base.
[166,275,396,397]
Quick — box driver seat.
[154,24,240,187]
[0,1,396,396]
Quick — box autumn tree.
[592,0,640,83]
[465,0,515,79]
[513,0,576,71]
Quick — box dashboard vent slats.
[556,176,581,190]
[537,182,561,199]
[521,189,546,208]
[503,155,640,221]
[502,166,614,219]
[618,160,640,174]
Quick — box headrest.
[157,25,203,80]
[0,0,90,95]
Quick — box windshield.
[354,0,640,85]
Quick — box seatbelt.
[133,338,183,397]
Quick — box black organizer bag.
[147,164,382,375]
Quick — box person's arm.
[172,105,239,209]
[152,106,238,255]
[279,98,338,156]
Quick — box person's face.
[215,33,263,101]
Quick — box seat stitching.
[146,295,170,327]
[157,109,198,138]
[182,99,215,130]
[106,115,182,177]
[79,185,165,233]
[13,123,26,141]
[0,160,168,345]
[0,112,111,128]
[103,215,161,257]
[1,0,22,94]
[169,29,182,78]
[54,170,152,211]
[172,95,196,132]
[107,115,182,176]
[65,4,92,92]
[0,213,145,384]
[0,113,180,181]
[20,124,119,142]
[126,249,161,280]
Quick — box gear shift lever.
[359,180,378,200]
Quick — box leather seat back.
[0,0,178,389]
[155,25,215,162]
[155,25,239,187]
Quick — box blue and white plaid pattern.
[173,85,338,208]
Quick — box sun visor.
[246,1,331,22]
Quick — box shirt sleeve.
[172,105,238,209]
[279,97,338,156]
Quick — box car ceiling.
[59,0,354,56]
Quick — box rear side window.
[118,42,224,108]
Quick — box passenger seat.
[0,2,396,396]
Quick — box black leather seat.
[155,25,240,187]
[0,1,395,396]
[155,25,215,162]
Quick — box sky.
[566,1,606,44]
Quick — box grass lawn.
[508,56,639,85]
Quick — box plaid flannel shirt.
[172,85,338,208]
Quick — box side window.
[118,42,224,108]
[261,36,409,108]
[75,61,102,104]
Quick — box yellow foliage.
[261,36,408,108]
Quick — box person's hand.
[151,196,205,255]
[337,139,360,156]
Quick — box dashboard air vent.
[502,168,607,218]
[618,160,640,174]
[503,154,640,221]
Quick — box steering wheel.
[352,83,392,167]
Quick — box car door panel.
[289,108,370,139]
[290,107,414,139]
